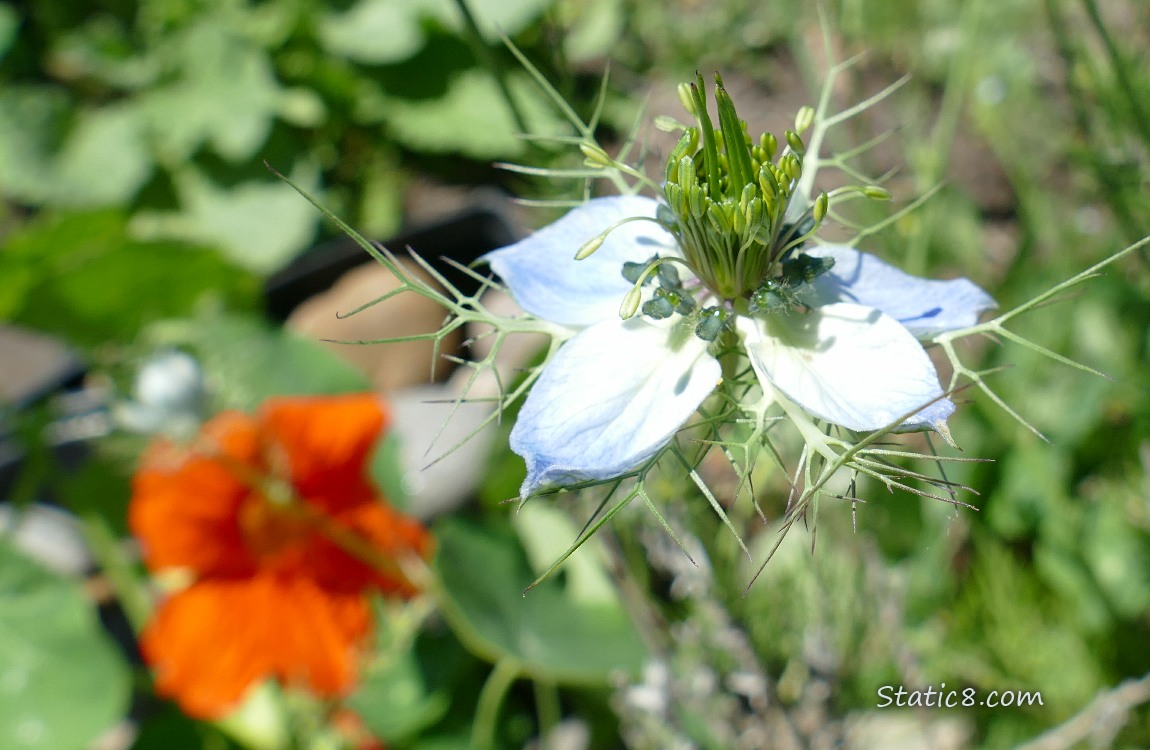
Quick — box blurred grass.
[621,0,1150,745]
[2,0,1149,746]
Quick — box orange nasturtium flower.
[130,394,432,719]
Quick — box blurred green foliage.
[0,538,131,750]
[0,0,567,302]
[2,0,1149,747]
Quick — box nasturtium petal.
[485,196,678,327]
[804,244,996,338]
[742,303,954,432]
[511,316,721,497]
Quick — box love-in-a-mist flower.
[130,394,431,719]
[486,75,995,499]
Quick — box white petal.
[484,195,679,327]
[511,316,721,497]
[803,244,996,338]
[742,303,954,432]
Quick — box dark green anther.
[781,253,836,285]
[694,306,731,341]
[749,278,801,314]
[674,290,696,315]
[621,256,658,284]
[642,286,696,320]
[642,295,675,319]
[657,263,681,289]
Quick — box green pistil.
[663,74,828,302]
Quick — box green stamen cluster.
[748,253,837,314]
[662,73,828,301]
[619,255,731,341]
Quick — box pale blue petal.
[742,303,954,433]
[803,245,996,338]
[511,316,721,497]
[485,195,678,327]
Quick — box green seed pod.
[758,165,779,199]
[785,129,805,156]
[783,154,802,182]
[689,185,707,219]
[794,105,815,134]
[677,155,696,189]
[813,191,829,223]
[706,202,732,234]
[760,132,778,161]
[580,142,612,167]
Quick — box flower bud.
[664,183,686,215]
[688,185,707,219]
[813,192,829,223]
[794,105,815,134]
[783,154,802,181]
[654,115,686,132]
[706,202,732,234]
[863,186,893,201]
[677,155,696,188]
[580,142,613,168]
[678,82,697,115]
[785,130,805,156]
[575,234,605,260]
[619,286,642,319]
[760,132,778,161]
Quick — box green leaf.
[348,648,449,742]
[0,91,151,207]
[1083,501,1150,619]
[169,313,370,411]
[374,70,567,158]
[0,210,259,346]
[132,165,321,275]
[0,538,130,750]
[319,0,437,65]
[319,0,552,65]
[0,87,72,204]
[371,433,411,512]
[559,0,625,62]
[138,21,284,162]
[434,518,646,684]
[0,3,19,61]
[52,104,153,206]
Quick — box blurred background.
[1,0,1149,748]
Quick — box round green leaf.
[348,650,448,742]
[434,518,646,684]
[172,313,370,411]
[0,539,130,750]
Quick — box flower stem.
[78,511,152,633]
[472,657,521,750]
[533,678,560,739]
[450,0,529,134]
